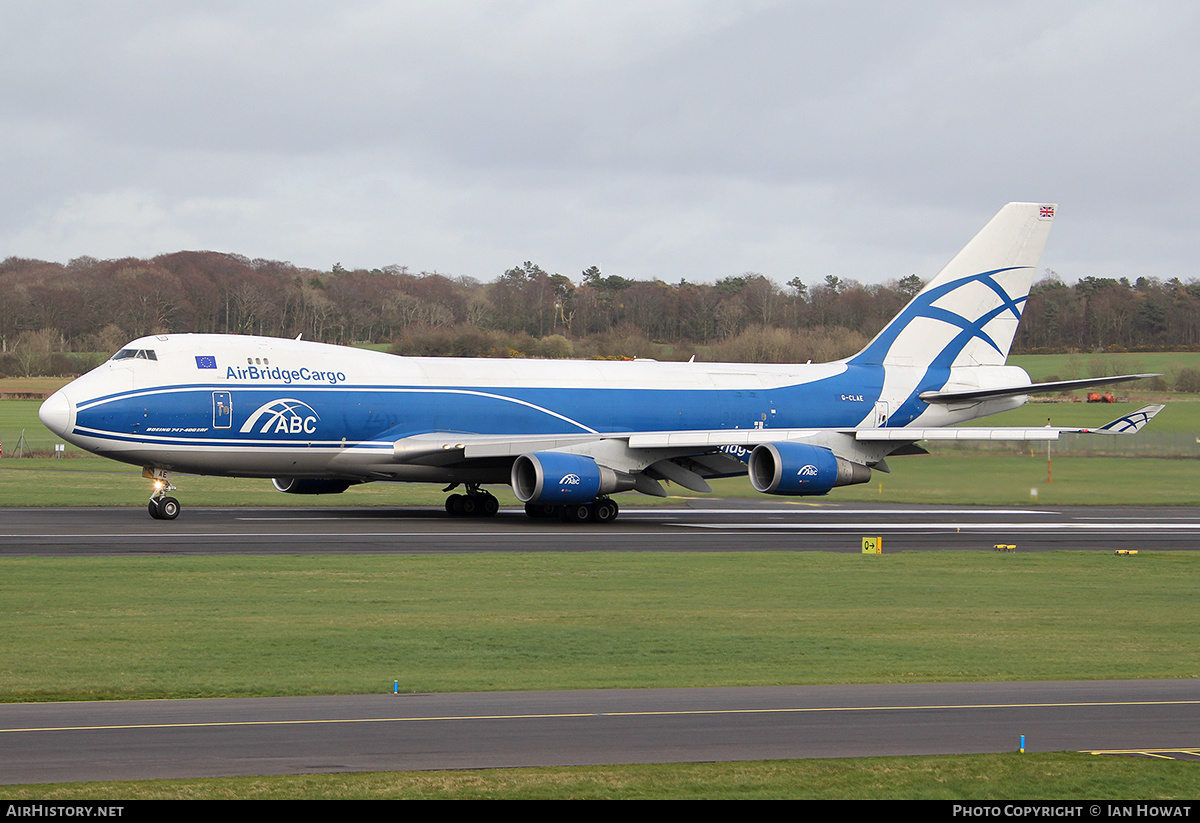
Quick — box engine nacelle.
[272,478,355,495]
[511,452,635,504]
[748,442,871,496]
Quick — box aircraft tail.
[849,202,1056,368]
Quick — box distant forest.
[2,252,1200,377]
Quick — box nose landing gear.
[144,468,180,520]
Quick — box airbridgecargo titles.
[223,364,348,385]
[39,203,1162,522]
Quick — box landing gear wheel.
[158,497,180,520]
[594,499,619,523]
[149,496,180,520]
[561,503,593,523]
[525,502,555,519]
[447,487,500,517]
[144,468,179,521]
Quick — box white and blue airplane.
[39,202,1161,521]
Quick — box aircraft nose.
[39,390,74,438]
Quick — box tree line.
[2,252,1199,377]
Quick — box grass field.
[5,453,1197,507]
[1008,351,1200,384]
[4,753,1198,800]
[3,551,1197,701]
[3,550,1199,798]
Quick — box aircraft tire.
[524,502,556,519]
[148,500,162,519]
[594,499,618,523]
[561,503,592,523]
[158,497,180,520]
[446,494,463,515]
[480,493,500,516]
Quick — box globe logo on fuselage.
[239,399,319,435]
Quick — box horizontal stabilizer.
[1093,404,1164,434]
[856,404,1164,441]
[920,373,1159,403]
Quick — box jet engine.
[511,452,635,504]
[748,442,871,496]
[272,478,355,495]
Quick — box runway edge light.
[861,537,881,555]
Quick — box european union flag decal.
[195,355,217,369]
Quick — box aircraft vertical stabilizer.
[850,202,1056,369]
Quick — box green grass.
[0,400,78,455]
[0,457,533,507]
[4,753,1198,799]
[1009,351,1200,383]
[4,454,1200,507]
[4,551,1199,798]
[711,453,1200,506]
[2,552,1197,701]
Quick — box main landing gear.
[524,497,620,523]
[444,484,500,517]
[144,468,180,520]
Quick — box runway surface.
[2,502,1197,785]
[3,501,1200,555]
[3,680,1199,784]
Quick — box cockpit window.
[111,349,158,361]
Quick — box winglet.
[1091,404,1165,434]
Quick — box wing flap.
[393,432,604,462]
[627,430,823,449]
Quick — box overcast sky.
[2,1,1196,288]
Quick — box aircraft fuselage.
[39,333,1026,484]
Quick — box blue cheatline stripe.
[69,367,896,447]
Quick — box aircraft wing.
[392,404,1164,461]
[627,404,1165,447]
